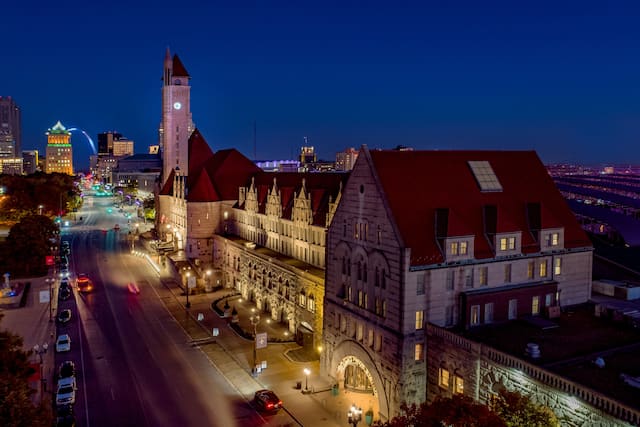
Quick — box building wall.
[161,75,192,182]
[427,325,639,427]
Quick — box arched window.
[363,262,368,283]
[299,290,306,307]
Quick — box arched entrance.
[330,341,389,421]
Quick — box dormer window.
[547,233,559,247]
[499,237,516,251]
[446,237,473,261]
[540,228,564,251]
[495,232,521,256]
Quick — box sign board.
[39,290,50,303]
[197,313,204,321]
[255,332,268,349]
[261,360,267,369]
[212,328,219,337]
[187,276,196,289]
[45,256,54,266]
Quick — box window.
[375,298,381,316]
[299,291,306,307]
[464,269,473,288]
[470,305,480,326]
[415,343,424,361]
[545,293,553,307]
[468,160,503,192]
[340,315,347,333]
[508,299,518,320]
[532,296,540,315]
[454,376,464,395]
[415,310,424,330]
[382,300,387,318]
[484,303,494,323]
[479,267,488,286]
[368,329,374,347]
[554,257,562,275]
[504,264,512,283]
[375,334,382,351]
[358,290,363,307]
[508,237,515,250]
[499,238,507,251]
[356,323,363,341]
[308,295,315,313]
[547,232,559,247]
[460,241,468,255]
[527,261,534,279]
[451,242,458,255]
[446,270,455,290]
[417,274,425,295]
[539,260,547,278]
[439,368,450,388]
[500,237,515,251]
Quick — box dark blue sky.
[3,1,640,170]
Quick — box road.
[55,193,261,427]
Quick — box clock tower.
[160,48,194,184]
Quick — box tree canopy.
[1,215,58,278]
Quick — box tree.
[4,215,58,277]
[373,390,558,427]
[0,314,52,427]
[492,389,559,427]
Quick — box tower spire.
[164,47,172,85]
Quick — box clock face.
[173,102,182,110]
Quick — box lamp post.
[185,272,191,309]
[33,343,48,396]
[348,404,363,427]
[250,314,260,375]
[303,368,311,393]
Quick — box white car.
[56,378,76,406]
[56,334,71,352]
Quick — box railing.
[427,324,640,425]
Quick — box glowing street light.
[185,271,191,309]
[303,368,311,392]
[250,314,260,375]
[348,404,363,427]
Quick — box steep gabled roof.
[188,169,220,202]
[204,149,262,200]
[187,129,215,179]
[159,168,176,196]
[368,149,592,266]
[172,54,190,78]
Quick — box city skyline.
[3,1,640,170]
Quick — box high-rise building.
[335,147,359,171]
[0,96,21,158]
[22,150,39,174]
[45,121,73,175]
[112,138,134,157]
[97,131,122,155]
[160,48,194,184]
[299,141,317,165]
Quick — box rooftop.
[463,303,640,410]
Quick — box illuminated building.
[45,121,73,175]
[335,147,359,171]
[0,96,21,157]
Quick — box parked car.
[55,404,75,427]
[58,361,76,380]
[56,378,76,406]
[59,287,72,301]
[57,309,72,324]
[254,389,282,412]
[56,334,71,352]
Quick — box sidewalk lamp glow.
[303,368,310,392]
[33,343,48,395]
[185,272,191,309]
[250,314,260,375]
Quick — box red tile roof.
[188,168,220,202]
[172,54,190,78]
[368,148,592,266]
[159,168,175,196]
[187,128,215,179]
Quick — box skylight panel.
[468,160,503,192]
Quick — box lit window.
[460,241,468,255]
[439,368,450,388]
[450,242,458,255]
[547,232,560,246]
[375,334,382,351]
[454,376,464,395]
[479,267,488,286]
[532,296,540,315]
[415,310,424,330]
[356,323,363,341]
[527,261,535,279]
[308,295,315,313]
[470,305,480,326]
[508,237,515,250]
[539,260,547,277]
[499,238,507,251]
[554,258,562,275]
[415,343,424,361]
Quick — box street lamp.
[348,404,363,427]
[250,314,260,375]
[303,368,311,392]
[38,204,44,215]
[206,269,212,292]
[185,272,191,309]
[33,343,48,396]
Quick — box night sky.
[2,1,640,170]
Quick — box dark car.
[59,287,72,301]
[58,361,76,379]
[56,404,75,427]
[254,389,282,412]
[57,309,72,324]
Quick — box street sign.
[39,290,50,303]
[187,276,196,289]
[212,328,219,337]
[256,332,268,349]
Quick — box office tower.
[0,96,21,158]
[45,121,73,175]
